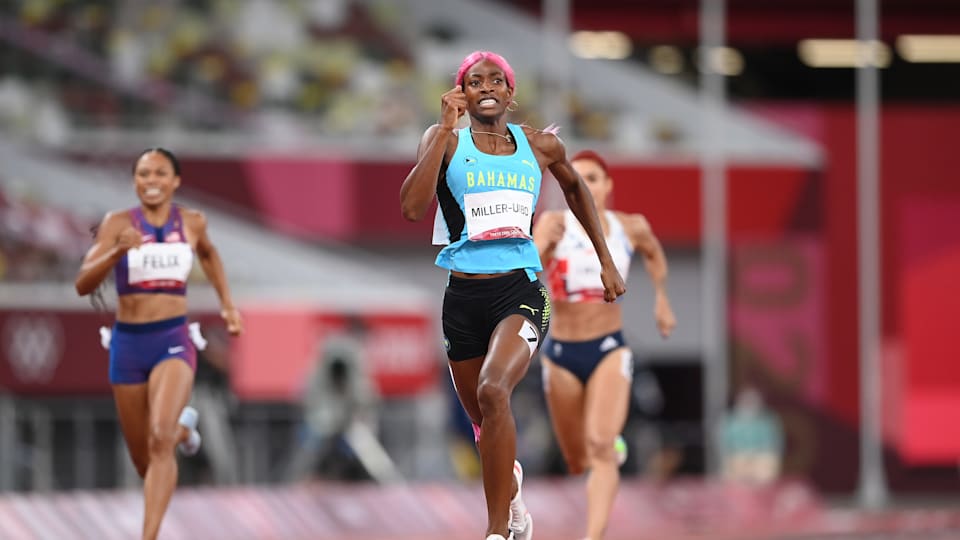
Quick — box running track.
[2,478,959,539]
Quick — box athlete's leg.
[449,352,526,537]
[449,356,484,428]
[142,358,194,540]
[112,383,150,477]
[582,347,632,540]
[541,357,588,474]
[478,314,536,538]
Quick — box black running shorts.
[442,270,551,361]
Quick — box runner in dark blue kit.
[400,51,626,540]
[534,150,676,540]
[75,148,242,540]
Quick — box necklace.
[470,128,513,143]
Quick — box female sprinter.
[75,148,242,540]
[400,51,626,540]
[533,149,676,540]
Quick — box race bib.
[127,242,193,287]
[464,190,534,241]
[563,243,630,300]
[566,248,605,293]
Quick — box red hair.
[454,51,516,90]
[570,149,609,176]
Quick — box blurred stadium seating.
[0,181,89,282]
[0,0,818,162]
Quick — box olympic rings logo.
[2,314,64,384]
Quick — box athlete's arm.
[529,129,625,302]
[400,87,465,222]
[532,210,565,263]
[75,211,137,296]
[188,209,242,335]
[624,212,676,337]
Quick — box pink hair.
[454,51,516,90]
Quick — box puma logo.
[521,159,537,171]
[519,304,539,315]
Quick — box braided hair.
[87,223,110,312]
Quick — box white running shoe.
[177,406,202,456]
[614,434,628,466]
[486,535,508,540]
[509,460,533,540]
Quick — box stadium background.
[1,0,959,538]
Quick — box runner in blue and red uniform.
[534,150,676,540]
[401,51,626,540]
[75,148,242,540]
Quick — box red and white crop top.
[545,210,633,303]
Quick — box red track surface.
[2,478,959,539]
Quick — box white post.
[699,0,728,476]
[540,0,572,210]
[856,0,888,509]
[541,0,571,131]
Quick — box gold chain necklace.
[470,128,513,143]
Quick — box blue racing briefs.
[109,316,196,384]
[541,330,629,384]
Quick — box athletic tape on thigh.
[620,349,634,380]
[518,319,539,357]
